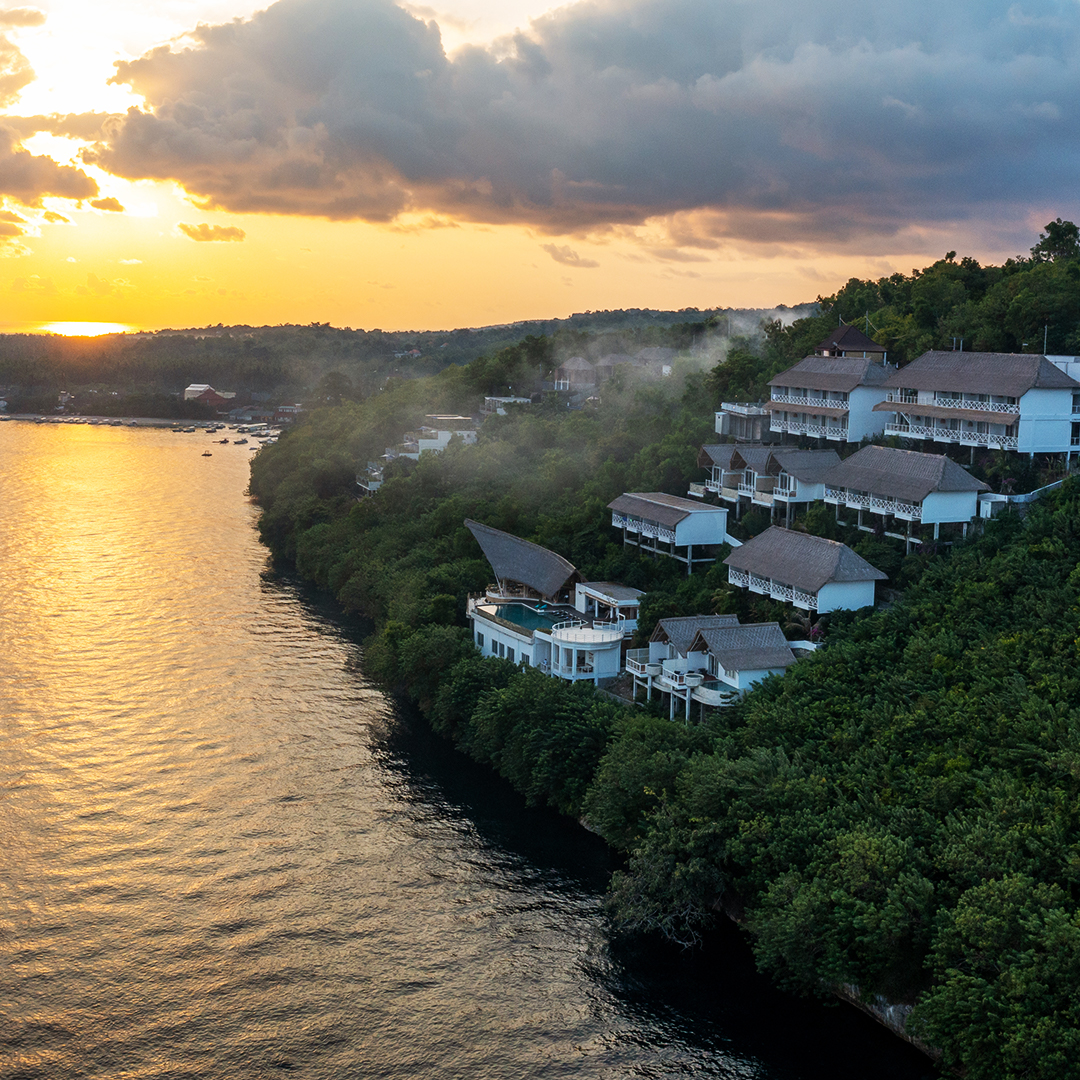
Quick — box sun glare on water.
[41,322,134,337]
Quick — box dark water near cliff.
[0,424,934,1080]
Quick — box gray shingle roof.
[769,449,841,483]
[652,614,739,655]
[823,445,989,503]
[731,445,773,471]
[698,444,743,469]
[724,526,887,592]
[465,519,579,599]
[770,355,891,393]
[609,492,727,529]
[883,351,1080,396]
[693,622,797,672]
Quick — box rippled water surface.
[0,424,935,1080]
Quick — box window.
[498,642,505,657]
[507,647,515,663]
[476,633,484,650]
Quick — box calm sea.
[0,423,934,1080]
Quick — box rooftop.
[609,492,728,529]
[884,351,1080,397]
[816,325,886,355]
[724,526,887,593]
[770,355,891,394]
[465,519,579,600]
[823,444,990,503]
[693,622,797,672]
[652,614,739,656]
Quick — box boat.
[233,437,248,444]
[218,438,230,444]
[202,450,213,457]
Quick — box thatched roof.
[769,449,842,483]
[609,492,726,529]
[823,445,989,503]
[652,614,739,655]
[883,351,1079,397]
[724,526,886,593]
[464,520,579,599]
[692,623,797,672]
[816,325,885,355]
[770,355,891,393]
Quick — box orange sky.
[0,0,1072,334]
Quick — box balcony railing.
[885,391,919,405]
[933,395,1020,414]
[728,567,750,588]
[824,486,923,519]
[885,422,1018,451]
[770,392,848,410]
[771,418,849,439]
[612,512,630,528]
[688,482,707,497]
[626,649,650,675]
[726,567,819,608]
[720,402,770,415]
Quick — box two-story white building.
[768,354,892,443]
[608,492,738,573]
[873,351,1080,456]
[821,444,990,546]
[724,526,886,612]
[464,520,630,685]
[625,614,796,719]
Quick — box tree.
[1031,218,1080,263]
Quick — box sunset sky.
[1,0,1078,332]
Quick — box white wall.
[921,490,980,525]
[1017,388,1073,453]
[673,508,729,545]
[847,386,889,440]
[815,579,876,613]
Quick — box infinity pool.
[492,603,559,631]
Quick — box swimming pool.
[492,603,558,631]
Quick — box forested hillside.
[247,226,1080,1078]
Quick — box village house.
[554,356,597,391]
[625,614,796,719]
[608,491,738,572]
[464,520,634,685]
[821,444,990,546]
[387,415,478,460]
[873,351,1080,456]
[723,526,887,612]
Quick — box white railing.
[885,422,1017,450]
[728,567,750,588]
[748,573,770,593]
[552,662,593,677]
[770,392,848,410]
[737,483,757,496]
[626,649,650,675]
[611,512,629,528]
[885,391,919,405]
[793,588,818,609]
[721,402,770,415]
[775,481,797,497]
[933,395,1020,414]
[770,418,848,439]
[825,487,922,519]
[771,581,794,602]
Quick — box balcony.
[720,402,770,416]
[688,482,707,497]
[770,418,849,440]
[885,422,1018,451]
[933,395,1020,415]
[626,648,651,676]
[550,621,624,645]
[728,567,750,588]
[824,486,923,520]
[726,567,819,608]
[770,392,848,410]
[692,681,741,707]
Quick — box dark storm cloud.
[78,0,1080,242]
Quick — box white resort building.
[626,614,797,719]
[873,351,1080,456]
[821,444,990,545]
[608,492,738,572]
[464,520,639,685]
[723,526,886,612]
